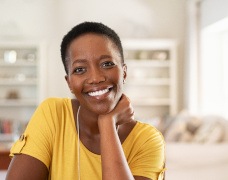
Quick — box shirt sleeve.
[130,125,166,180]
[10,98,56,169]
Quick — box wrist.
[98,115,116,132]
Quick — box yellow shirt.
[10,98,165,180]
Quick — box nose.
[87,67,105,84]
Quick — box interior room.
[0,0,228,179]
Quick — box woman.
[6,22,165,180]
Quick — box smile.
[88,88,110,97]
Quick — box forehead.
[68,33,119,53]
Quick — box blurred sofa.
[159,111,228,180]
[165,142,228,180]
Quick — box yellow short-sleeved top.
[10,98,165,180]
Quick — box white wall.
[0,0,70,99]
[0,0,187,111]
[201,0,228,28]
[0,0,56,40]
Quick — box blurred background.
[0,0,228,179]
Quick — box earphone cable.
[77,106,81,180]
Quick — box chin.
[93,103,116,115]
[91,97,120,115]
[83,91,122,115]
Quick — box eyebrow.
[99,55,112,60]
[72,59,87,65]
[72,55,112,66]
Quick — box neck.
[78,106,100,136]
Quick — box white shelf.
[123,39,178,119]
[122,39,176,49]
[0,99,37,107]
[0,134,14,151]
[126,59,170,67]
[131,98,171,106]
[0,61,37,67]
[0,79,37,85]
[0,134,14,142]
[126,78,170,86]
[0,41,43,144]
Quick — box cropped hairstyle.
[60,22,124,74]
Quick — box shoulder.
[129,121,165,146]
[40,97,71,105]
[31,97,73,123]
[125,122,166,180]
[37,97,71,110]
[135,121,163,137]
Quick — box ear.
[123,64,127,83]
[65,75,73,93]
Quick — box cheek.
[68,78,82,92]
[117,69,125,84]
[114,71,124,91]
[109,69,122,85]
[118,80,124,93]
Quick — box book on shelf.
[0,119,13,134]
[0,118,28,138]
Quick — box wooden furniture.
[0,150,11,170]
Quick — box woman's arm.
[98,117,134,180]
[6,99,57,180]
[98,94,152,180]
[6,154,48,180]
[98,119,152,180]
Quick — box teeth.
[88,88,109,96]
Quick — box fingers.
[98,94,135,126]
[115,94,135,125]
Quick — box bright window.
[200,17,228,118]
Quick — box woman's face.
[65,33,127,115]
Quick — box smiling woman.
[6,22,165,180]
[65,33,125,115]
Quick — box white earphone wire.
[76,106,81,180]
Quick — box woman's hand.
[98,94,134,126]
[97,94,135,180]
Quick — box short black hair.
[60,21,124,75]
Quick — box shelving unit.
[0,41,43,149]
[122,39,178,123]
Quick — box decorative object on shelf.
[124,50,139,59]
[138,50,150,60]
[127,49,169,61]
[25,53,36,62]
[15,73,26,82]
[4,50,17,64]
[151,50,169,61]
[138,50,169,61]
[6,90,20,99]
[0,117,28,147]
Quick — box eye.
[101,61,115,68]
[73,67,86,74]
